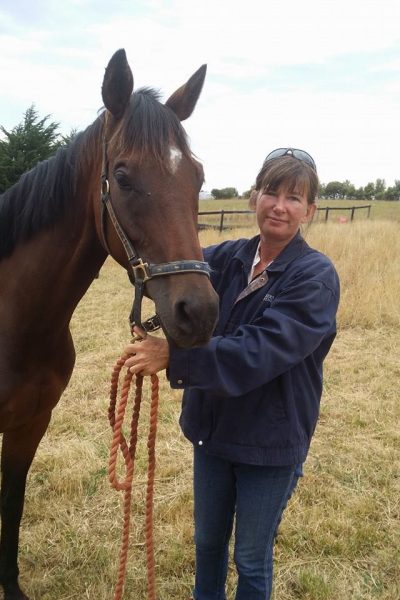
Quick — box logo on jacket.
[263,293,275,304]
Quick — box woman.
[125,148,340,600]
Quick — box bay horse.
[0,49,219,600]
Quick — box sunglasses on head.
[264,148,317,172]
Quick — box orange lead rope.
[108,351,159,600]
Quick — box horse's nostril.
[175,300,195,335]
[170,295,218,347]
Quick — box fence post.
[367,205,371,218]
[219,210,225,232]
[351,207,355,221]
[325,207,329,222]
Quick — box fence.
[199,204,371,232]
[313,204,371,223]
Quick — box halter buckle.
[131,259,151,283]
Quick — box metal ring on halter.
[101,178,110,196]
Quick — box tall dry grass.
[2,215,400,599]
[307,220,400,328]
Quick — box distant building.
[199,190,214,200]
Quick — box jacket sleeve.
[168,270,339,397]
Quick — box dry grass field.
[2,202,400,599]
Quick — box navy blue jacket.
[168,232,340,466]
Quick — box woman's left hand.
[124,326,170,376]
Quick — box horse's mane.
[0,88,193,260]
[0,119,103,259]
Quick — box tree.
[241,187,254,199]
[324,181,346,199]
[210,187,239,199]
[374,178,386,200]
[318,178,397,200]
[354,186,365,200]
[385,180,400,201]
[342,180,356,198]
[363,182,375,200]
[374,178,385,194]
[0,105,62,192]
[59,128,79,147]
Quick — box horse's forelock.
[109,88,193,168]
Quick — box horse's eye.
[114,170,132,191]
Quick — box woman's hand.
[124,326,170,376]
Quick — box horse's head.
[97,49,218,348]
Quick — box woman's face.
[255,185,316,245]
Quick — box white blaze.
[169,146,182,173]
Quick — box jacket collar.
[233,230,308,274]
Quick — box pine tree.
[0,105,62,193]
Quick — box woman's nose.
[272,195,286,211]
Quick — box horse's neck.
[1,188,107,333]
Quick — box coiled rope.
[108,352,159,600]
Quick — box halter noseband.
[100,141,211,334]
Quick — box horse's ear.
[165,64,207,121]
[102,49,134,119]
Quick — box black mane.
[0,119,103,259]
[0,87,193,260]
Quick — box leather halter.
[100,140,211,334]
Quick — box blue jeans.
[192,447,302,600]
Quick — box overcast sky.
[1,0,399,193]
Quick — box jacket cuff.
[168,347,191,389]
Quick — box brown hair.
[254,156,319,205]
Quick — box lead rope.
[108,352,159,600]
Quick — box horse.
[0,49,219,600]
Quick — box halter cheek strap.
[100,142,211,334]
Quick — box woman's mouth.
[267,216,287,224]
